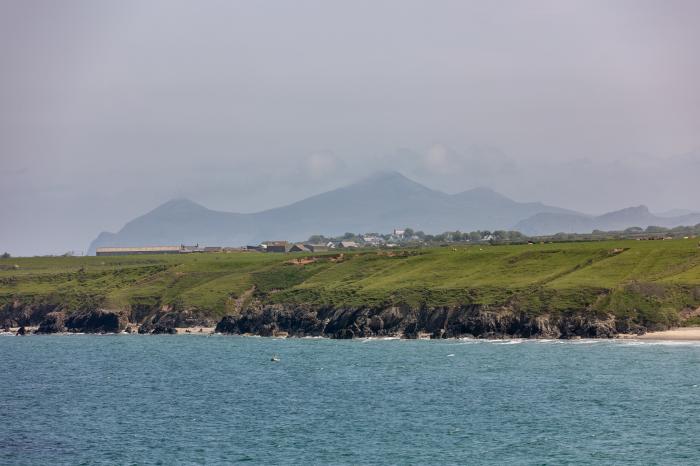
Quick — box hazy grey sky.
[1,0,699,255]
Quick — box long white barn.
[95,246,182,256]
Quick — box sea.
[2,335,699,465]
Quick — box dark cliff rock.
[36,311,67,333]
[64,309,129,333]
[215,303,636,339]
[138,309,214,334]
[1,302,61,328]
[138,322,177,334]
[215,303,327,337]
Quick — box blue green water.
[2,335,700,465]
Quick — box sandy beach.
[633,327,700,341]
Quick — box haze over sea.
[3,335,699,465]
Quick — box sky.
[1,0,699,256]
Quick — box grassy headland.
[2,239,700,331]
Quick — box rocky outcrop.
[64,309,129,333]
[215,303,636,339]
[138,309,213,334]
[0,302,61,328]
[216,304,327,337]
[36,311,67,333]
[138,322,177,334]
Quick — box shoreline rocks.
[35,309,129,334]
[138,309,214,334]
[1,302,61,328]
[65,309,129,333]
[12,299,650,339]
[215,303,646,339]
[36,311,67,333]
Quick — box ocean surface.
[2,335,700,465]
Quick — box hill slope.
[4,240,700,337]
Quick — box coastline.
[6,326,700,341]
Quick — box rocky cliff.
[34,309,130,333]
[0,297,666,338]
[1,301,61,328]
[214,302,648,339]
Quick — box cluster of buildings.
[95,240,361,256]
[246,240,359,253]
[94,228,416,256]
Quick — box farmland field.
[2,239,700,329]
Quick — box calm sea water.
[2,335,700,465]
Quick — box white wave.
[617,339,700,347]
[486,339,525,344]
[359,336,403,343]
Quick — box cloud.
[424,144,451,174]
[306,152,340,179]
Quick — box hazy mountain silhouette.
[515,205,700,235]
[88,172,570,253]
[88,172,700,253]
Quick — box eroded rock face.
[138,323,177,334]
[0,302,61,328]
[64,309,129,333]
[215,304,327,337]
[36,311,67,333]
[215,303,638,339]
[137,309,214,334]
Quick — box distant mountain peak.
[615,205,649,213]
[453,186,513,203]
[347,171,437,195]
[358,170,415,185]
[149,198,209,216]
[457,186,502,196]
[597,205,650,219]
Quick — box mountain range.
[88,172,700,253]
[514,205,700,236]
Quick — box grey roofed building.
[179,243,206,253]
[304,243,328,252]
[96,245,182,256]
[264,241,290,253]
[338,241,359,248]
[289,243,310,253]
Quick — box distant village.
[95,229,427,256]
[89,224,700,256]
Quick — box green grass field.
[2,239,700,327]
